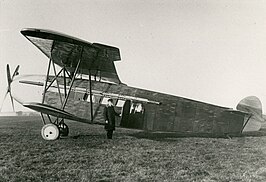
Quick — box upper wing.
[21,28,122,84]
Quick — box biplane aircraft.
[2,28,265,140]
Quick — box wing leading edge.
[21,28,122,84]
[23,102,89,123]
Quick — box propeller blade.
[9,92,15,112]
[1,64,16,112]
[6,64,12,91]
[0,92,9,112]
[12,65,20,79]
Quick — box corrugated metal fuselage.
[44,76,247,137]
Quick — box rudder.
[237,96,264,132]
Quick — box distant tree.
[16,111,23,116]
[29,112,38,116]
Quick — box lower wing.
[23,102,89,123]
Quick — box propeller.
[0,64,20,112]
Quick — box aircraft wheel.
[59,123,69,137]
[41,124,60,140]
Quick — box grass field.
[1,116,266,181]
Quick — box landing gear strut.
[58,123,69,137]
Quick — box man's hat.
[107,98,113,102]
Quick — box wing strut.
[41,45,95,123]
[63,67,67,98]
[89,70,93,123]
[52,59,63,105]
[45,68,64,92]
[42,58,52,103]
[87,48,101,123]
[241,114,252,133]
[61,47,84,109]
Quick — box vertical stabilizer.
[237,96,264,132]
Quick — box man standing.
[104,99,120,139]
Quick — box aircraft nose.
[11,75,45,105]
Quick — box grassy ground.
[0,116,266,181]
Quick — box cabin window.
[100,97,119,105]
[116,100,125,107]
[83,93,89,101]
[83,93,95,103]
[130,103,144,113]
[101,97,110,105]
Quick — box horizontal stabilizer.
[23,102,89,123]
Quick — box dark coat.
[104,105,119,131]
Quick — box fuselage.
[11,74,249,136]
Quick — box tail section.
[237,96,265,132]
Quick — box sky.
[0,0,266,112]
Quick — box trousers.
[107,130,113,139]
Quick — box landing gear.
[41,124,60,140]
[40,114,69,140]
[58,123,69,137]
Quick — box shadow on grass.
[242,128,266,137]
[61,128,266,142]
[128,128,266,141]
[68,134,106,140]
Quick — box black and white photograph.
[1,0,266,181]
